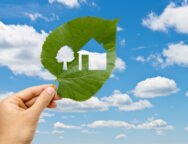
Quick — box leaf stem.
[52,78,57,87]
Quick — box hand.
[0,85,61,144]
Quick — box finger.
[25,93,61,107]
[25,97,38,107]
[54,93,62,100]
[47,101,57,108]
[25,97,58,108]
[29,87,56,116]
[16,84,56,102]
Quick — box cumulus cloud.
[54,122,81,129]
[137,119,174,130]
[162,42,188,67]
[102,90,152,111]
[136,56,145,63]
[39,119,45,123]
[81,129,96,134]
[118,100,152,111]
[53,90,152,112]
[0,21,55,80]
[184,127,188,131]
[115,57,126,71]
[40,112,55,118]
[102,90,132,106]
[155,130,164,136]
[136,53,164,67]
[54,97,109,112]
[142,2,188,34]
[136,42,188,68]
[52,130,64,134]
[115,134,128,139]
[87,120,135,129]
[39,112,55,123]
[36,130,50,134]
[25,12,59,22]
[49,0,80,8]
[51,119,173,135]
[132,76,179,98]
[186,91,188,97]
[117,26,124,32]
[120,39,126,47]
[87,119,174,134]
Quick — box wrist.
[0,135,31,144]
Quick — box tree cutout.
[56,45,75,70]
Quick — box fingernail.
[46,87,55,95]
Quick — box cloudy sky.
[0,0,188,144]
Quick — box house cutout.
[56,39,107,71]
[78,39,107,70]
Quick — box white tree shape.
[56,45,75,70]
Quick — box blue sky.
[0,0,188,144]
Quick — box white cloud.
[81,129,96,134]
[137,42,188,69]
[39,118,46,123]
[163,42,188,67]
[186,91,188,97]
[117,26,124,32]
[184,127,188,131]
[54,122,81,129]
[49,0,80,8]
[39,112,55,123]
[136,56,145,63]
[142,2,188,34]
[120,39,126,47]
[136,54,164,67]
[0,21,55,80]
[54,97,109,112]
[87,119,174,134]
[0,92,14,101]
[102,90,132,106]
[155,130,164,136]
[25,12,43,21]
[87,120,135,129]
[118,100,152,111]
[36,129,64,134]
[147,53,164,67]
[36,130,50,134]
[133,76,179,98]
[137,119,174,130]
[52,130,64,134]
[40,112,55,118]
[115,134,128,139]
[54,90,152,112]
[25,12,59,22]
[115,57,126,71]
[91,2,96,7]
[102,90,152,111]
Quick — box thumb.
[30,87,56,116]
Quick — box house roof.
[78,38,106,53]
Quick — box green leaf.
[41,17,119,101]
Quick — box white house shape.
[78,39,107,70]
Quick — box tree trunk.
[63,62,68,70]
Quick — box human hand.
[0,85,61,144]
